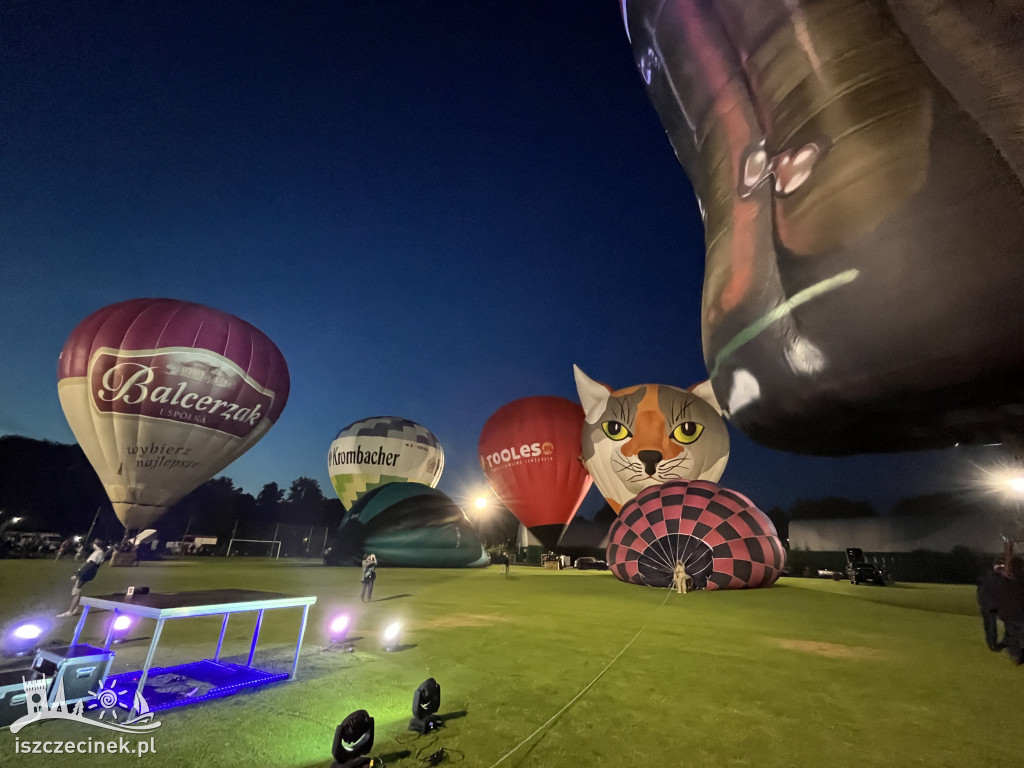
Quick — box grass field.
[0,557,1020,767]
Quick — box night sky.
[0,1,998,519]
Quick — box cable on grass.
[483,589,674,768]
[418,745,465,764]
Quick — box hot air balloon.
[57,298,289,532]
[607,480,785,590]
[327,417,444,510]
[574,365,729,513]
[620,1,1024,456]
[478,396,593,550]
[326,482,487,568]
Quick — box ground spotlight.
[110,614,134,644]
[408,677,442,734]
[331,709,375,768]
[327,613,353,651]
[4,619,50,656]
[382,621,401,652]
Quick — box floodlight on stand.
[330,709,376,768]
[408,677,442,734]
[382,621,401,652]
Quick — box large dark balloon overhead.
[607,480,785,590]
[620,1,1024,455]
[478,396,593,550]
[57,298,289,531]
[332,482,488,568]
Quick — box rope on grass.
[483,589,674,768]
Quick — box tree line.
[0,434,986,549]
[0,435,343,546]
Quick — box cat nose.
[637,450,662,476]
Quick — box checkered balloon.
[606,480,785,590]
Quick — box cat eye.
[601,421,631,441]
[672,421,704,444]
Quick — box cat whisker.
[611,453,633,469]
[661,455,691,469]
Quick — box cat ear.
[689,379,726,417]
[573,364,612,424]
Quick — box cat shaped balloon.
[574,365,729,513]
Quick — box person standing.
[996,556,1024,665]
[54,537,76,562]
[977,559,1007,651]
[360,553,377,602]
[58,539,109,617]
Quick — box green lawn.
[0,558,1019,767]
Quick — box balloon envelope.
[57,298,289,530]
[621,1,1024,454]
[330,482,487,568]
[478,396,593,550]
[574,366,729,514]
[607,480,785,590]
[327,416,444,509]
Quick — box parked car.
[845,547,887,585]
[575,556,609,571]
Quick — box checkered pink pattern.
[606,480,785,590]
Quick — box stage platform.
[104,659,290,711]
[70,589,316,716]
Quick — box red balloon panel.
[478,396,592,533]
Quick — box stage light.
[13,623,42,641]
[382,621,401,652]
[330,614,350,640]
[408,677,442,734]
[327,613,353,651]
[5,620,49,656]
[110,614,134,643]
[331,709,375,768]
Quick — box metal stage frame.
[70,589,316,715]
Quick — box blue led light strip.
[105,659,289,712]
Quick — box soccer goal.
[226,538,282,559]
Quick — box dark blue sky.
[0,0,998,517]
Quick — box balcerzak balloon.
[57,298,289,531]
[620,1,1024,455]
[574,365,729,513]
[479,396,592,550]
[607,480,785,590]
[327,417,444,510]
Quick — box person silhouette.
[360,553,377,602]
[58,539,109,617]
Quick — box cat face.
[574,365,730,513]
